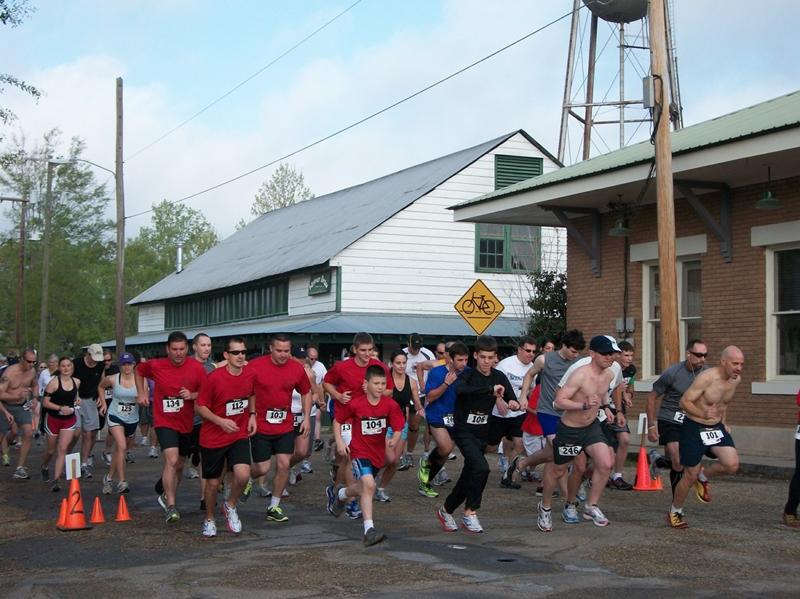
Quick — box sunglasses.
[26,359,37,364]
[521,348,536,353]
[226,350,247,356]
[689,351,707,358]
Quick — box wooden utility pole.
[38,163,55,357]
[649,0,680,368]
[115,77,126,356]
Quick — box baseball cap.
[87,343,104,361]
[119,352,136,365]
[409,333,422,349]
[589,335,621,354]
[291,346,307,359]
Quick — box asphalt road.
[1,438,798,598]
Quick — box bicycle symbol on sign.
[460,293,496,316]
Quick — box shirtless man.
[0,348,39,479]
[537,335,617,532]
[667,346,744,529]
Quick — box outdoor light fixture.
[609,217,631,237]
[756,166,782,210]
[608,198,632,236]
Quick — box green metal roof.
[452,89,800,210]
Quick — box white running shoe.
[148,446,159,459]
[583,504,609,527]
[221,501,242,534]
[288,468,298,486]
[300,459,313,474]
[102,473,113,495]
[461,513,483,533]
[375,488,391,502]
[537,501,553,532]
[185,467,200,479]
[202,519,217,538]
[436,506,458,532]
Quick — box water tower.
[557,0,683,164]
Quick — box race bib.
[700,428,723,446]
[104,388,113,401]
[361,417,386,436]
[466,413,488,425]
[162,397,184,413]
[558,444,582,457]
[443,414,454,427]
[117,402,134,414]
[266,409,287,424]
[597,409,607,422]
[293,413,304,427]
[673,411,685,424]
[340,423,352,433]
[225,399,246,417]
[796,425,800,441]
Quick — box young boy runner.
[327,365,404,547]
[195,337,255,537]
[436,336,517,534]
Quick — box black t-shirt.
[72,356,105,400]
[453,368,516,438]
[622,364,636,380]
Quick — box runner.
[188,333,215,482]
[435,335,517,534]
[326,365,404,547]
[100,350,119,468]
[135,331,207,524]
[287,346,320,487]
[668,346,744,528]
[195,337,255,537]
[40,357,80,492]
[98,352,139,494]
[537,335,618,532]
[306,345,327,457]
[248,334,311,523]
[0,347,39,479]
[783,389,800,528]
[400,333,434,470]
[608,341,637,489]
[72,344,106,479]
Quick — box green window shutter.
[495,155,543,190]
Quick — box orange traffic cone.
[633,446,656,491]
[56,498,68,529]
[57,478,92,531]
[90,497,106,524]
[650,475,664,491]
[115,495,132,522]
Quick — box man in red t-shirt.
[248,333,311,523]
[326,365,403,547]
[323,332,393,497]
[195,337,255,538]
[136,331,206,524]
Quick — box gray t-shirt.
[537,350,578,418]
[652,361,709,423]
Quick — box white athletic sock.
[698,471,708,483]
[670,504,683,514]
[363,519,374,533]
[269,496,280,509]
[612,473,622,480]
[338,487,348,501]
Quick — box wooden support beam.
[675,182,732,262]
[551,208,602,277]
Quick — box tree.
[249,163,313,217]
[526,269,567,343]
[1,1,41,136]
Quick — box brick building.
[452,91,800,459]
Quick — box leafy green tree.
[1,1,41,136]
[526,269,567,343]
[250,163,313,217]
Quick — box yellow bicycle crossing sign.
[454,279,505,335]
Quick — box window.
[476,223,541,273]
[772,247,800,376]
[643,260,702,377]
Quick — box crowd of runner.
[1,329,798,546]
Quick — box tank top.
[109,373,139,424]
[537,350,577,418]
[392,374,412,411]
[48,376,78,418]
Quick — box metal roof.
[102,312,529,347]
[130,131,523,305]
[451,89,800,211]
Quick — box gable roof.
[130,131,528,305]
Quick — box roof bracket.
[551,208,601,277]
[675,180,732,262]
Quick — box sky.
[1,0,799,240]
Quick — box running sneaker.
[165,505,181,523]
[117,481,129,494]
[102,451,112,466]
[448,452,457,461]
[346,500,362,519]
[148,446,159,458]
[501,455,520,488]
[436,506,458,532]
[139,436,149,446]
[79,464,91,479]
[417,455,431,485]
[102,473,113,495]
[498,455,509,471]
[185,467,200,480]
[281,487,289,498]
[157,493,168,512]
[313,439,324,452]
[583,504,609,527]
[222,501,242,532]
[240,478,253,503]
[126,451,136,464]
[562,502,580,524]
[51,481,61,492]
[300,459,313,474]
[326,484,345,517]
[363,527,387,547]
[431,468,451,486]
[537,502,553,532]
[375,488,391,502]
[417,482,439,498]
[781,513,800,528]
[576,479,590,503]
[12,466,29,480]
[667,510,689,528]
[254,484,271,497]
[461,513,483,533]
[41,465,49,482]
[609,477,634,491]
[694,480,712,503]
[288,468,298,486]
[397,454,412,471]
[266,505,289,523]
[202,519,217,538]
[2,453,9,467]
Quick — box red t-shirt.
[323,358,393,403]
[250,356,311,435]
[521,385,543,436]
[197,366,255,449]
[335,395,404,469]
[138,357,206,434]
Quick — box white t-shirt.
[38,369,55,398]
[291,365,319,417]
[558,357,623,415]
[310,360,327,417]
[493,355,532,418]
[403,346,435,386]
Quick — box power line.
[126,6,579,220]
[125,0,364,162]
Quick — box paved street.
[1,438,798,598]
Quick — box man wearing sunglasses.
[647,339,710,501]
[0,347,39,479]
